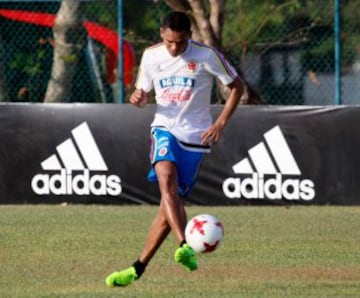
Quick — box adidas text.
[31,169,122,196]
[222,173,315,201]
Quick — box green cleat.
[174,243,198,271]
[105,266,138,287]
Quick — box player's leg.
[105,205,171,287]
[105,160,182,287]
[138,200,171,264]
[154,160,187,244]
[154,160,197,271]
[136,158,187,263]
[105,129,199,287]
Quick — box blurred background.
[0,0,358,105]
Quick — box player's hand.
[130,89,148,108]
[201,123,224,145]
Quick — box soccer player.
[106,11,245,287]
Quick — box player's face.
[160,27,190,57]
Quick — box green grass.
[0,205,359,297]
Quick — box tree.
[44,0,86,102]
[160,0,261,104]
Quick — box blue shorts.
[147,127,208,197]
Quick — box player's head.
[160,11,191,57]
[162,11,191,32]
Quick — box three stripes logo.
[31,122,122,196]
[222,126,315,201]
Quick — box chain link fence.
[0,0,358,105]
[226,0,360,105]
[0,0,121,103]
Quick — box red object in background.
[0,9,136,86]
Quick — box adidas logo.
[222,126,315,201]
[31,122,122,196]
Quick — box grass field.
[0,205,359,297]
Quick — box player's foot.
[174,243,198,271]
[105,266,138,287]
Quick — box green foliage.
[123,1,171,56]
[83,0,118,30]
[1,0,358,103]
[223,0,358,72]
[223,0,303,55]
[9,52,42,76]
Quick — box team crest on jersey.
[186,60,198,72]
[159,147,168,157]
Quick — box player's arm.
[130,88,148,108]
[130,48,152,108]
[201,76,244,145]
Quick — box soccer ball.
[185,214,224,253]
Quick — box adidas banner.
[0,103,359,205]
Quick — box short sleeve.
[134,50,153,92]
[205,48,238,86]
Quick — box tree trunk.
[188,0,217,47]
[44,0,86,103]
[209,0,225,47]
[0,32,9,101]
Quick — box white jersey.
[135,39,238,145]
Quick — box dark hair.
[162,11,191,32]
